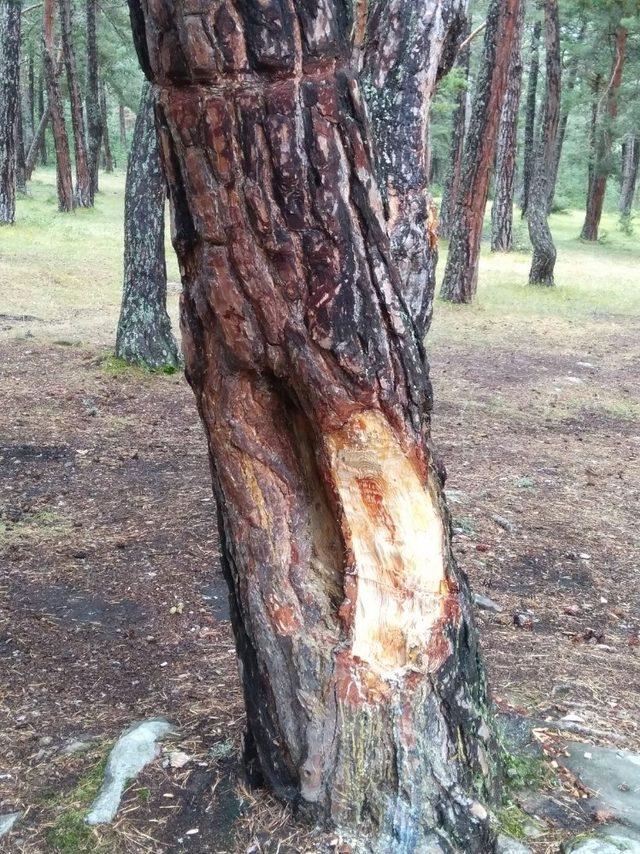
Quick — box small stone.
[564,604,581,616]
[492,515,516,533]
[473,593,503,614]
[514,613,534,630]
[169,751,191,769]
[0,813,21,839]
[469,801,487,820]
[496,835,533,854]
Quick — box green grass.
[0,508,71,550]
[46,751,111,853]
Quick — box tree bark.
[359,0,466,336]
[86,0,102,200]
[118,102,126,148]
[547,22,585,212]
[520,16,541,218]
[527,0,561,285]
[490,0,526,252]
[619,135,639,221]
[25,49,35,151]
[37,69,47,166]
[25,108,49,179]
[0,0,22,224]
[16,92,27,194]
[128,1,501,851]
[116,82,179,370]
[43,0,74,212]
[59,0,92,206]
[580,26,627,242]
[441,0,524,304]
[100,83,114,172]
[439,16,472,240]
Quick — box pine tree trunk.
[59,0,92,206]
[26,50,35,152]
[128,2,502,851]
[116,82,179,370]
[86,0,102,200]
[580,26,627,242]
[0,0,22,224]
[619,136,639,221]
[490,0,525,252]
[441,0,524,304]
[119,102,126,148]
[359,1,467,335]
[547,22,585,212]
[439,16,472,240]
[26,108,50,179]
[527,0,561,285]
[100,84,114,172]
[520,17,541,218]
[43,0,74,212]
[16,94,27,194]
[38,71,48,166]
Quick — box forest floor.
[1,171,639,853]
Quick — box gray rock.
[0,812,21,838]
[473,593,503,613]
[492,515,516,533]
[562,834,640,853]
[85,718,174,825]
[563,743,640,831]
[496,835,533,854]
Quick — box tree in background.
[58,0,91,206]
[100,84,114,173]
[491,0,526,251]
[128,0,503,849]
[520,15,542,217]
[619,134,639,225]
[42,0,74,212]
[115,82,179,370]
[439,17,472,240]
[0,0,22,224]
[581,23,628,241]
[527,0,562,285]
[86,0,102,201]
[441,0,524,304]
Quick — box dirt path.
[1,319,639,852]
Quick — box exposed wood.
[527,0,562,285]
[440,0,524,303]
[127,0,501,850]
[458,19,487,53]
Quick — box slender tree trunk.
[26,108,50,179]
[16,95,27,193]
[439,16,472,240]
[520,17,541,218]
[547,22,585,211]
[619,135,639,221]
[59,0,92,206]
[527,0,561,285]
[583,74,601,217]
[25,50,35,151]
[100,83,114,172]
[128,1,502,851]
[116,82,179,369]
[37,70,48,166]
[441,0,524,304]
[86,0,102,200]
[43,0,74,212]
[118,102,126,148]
[0,0,22,223]
[580,26,627,242]
[490,0,526,252]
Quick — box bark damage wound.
[328,410,452,677]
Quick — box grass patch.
[0,509,70,550]
[101,353,179,377]
[46,751,111,853]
